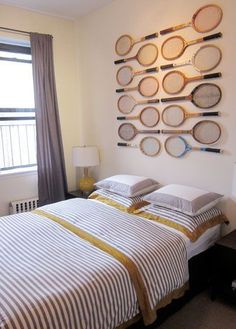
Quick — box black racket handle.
[161,96,185,102]
[160,64,173,70]
[117,116,126,120]
[202,148,222,153]
[117,142,128,146]
[202,111,220,116]
[145,32,158,40]
[114,59,125,64]
[203,72,222,79]
[116,88,125,93]
[203,32,222,41]
[146,67,158,73]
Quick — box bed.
[0,184,226,329]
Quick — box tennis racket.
[116,65,158,86]
[117,95,159,114]
[115,32,158,56]
[162,105,220,127]
[161,83,222,109]
[117,107,160,128]
[165,136,222,158]
[162,71,221,94]
[160,45,222,73]
[162,120,221,144]
[118,136,161,157]
[160,4,223,35]
[116,76,159,97]
[118,123,160,141]
[161,32,222,60]
[114,43,158,67]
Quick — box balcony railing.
[0,121,36,170]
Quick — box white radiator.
[9,197,39,214]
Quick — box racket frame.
[116,76,159,97]
[117,136,161,157]
[117,95,159,114]
[118,123,161,141]
[115,33,158,56]
[116,65,159,86]
[117,106,160,127]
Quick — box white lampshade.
[72,146,99,168]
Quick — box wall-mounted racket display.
[117,95,159,114]
[116,76,159,97]
[114,43,158,67]
[115,32,158,56]
[162,71,221,94]
[117,106,160,128]
[160,45,222,73]
[162,105,220,127]
[118,137,161,157]
[116,65,158,86]
[118,123,160,141]
[164,136,222,158]
[161,32,222,60]
[162,120,221,144]
[160,4,223,35]
[161,83,222,109]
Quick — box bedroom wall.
[0,5,79,215]
[75,0,236,232]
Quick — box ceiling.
[0,0,115,19]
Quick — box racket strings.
[117,66,133,85]
[165,137,186,157]
[162,106,185,126]
[139,77,159,97]
[119,124,136,141]
[193,121,221,144]
[116,36,132,56]
[118,95,136,114]
[193,6,222,32]
[163,72,185,94]
[193,84,221,108]
[162,37,184,59]
[140,108,159,127]
[140,137,161,156]
[138,44,158,66]
[193,46,221,72]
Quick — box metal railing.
[0,121,36,170]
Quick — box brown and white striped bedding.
[0,198,188,329]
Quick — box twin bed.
[0,176,227,329]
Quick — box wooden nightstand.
[66,190,94,199]
[211,229,236,303]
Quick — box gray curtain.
[30,33,67,206]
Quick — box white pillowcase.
[95,174,160,197]
[143,184,223,216]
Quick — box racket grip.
[202,148,222,153]
[203,32,222,41]
[145,32,158,39]
[160,27,174,35]
[160,64,174,70]
[116,88,125,93]
[117,116,126,120]
[114,59,125,64]
[147,98,159,103]
[202,111,220,116]
[203,72,222,79]
[117,142,128,146]
[146,67,159,73]
[161,96,183,102]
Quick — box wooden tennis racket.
[160,4,223,35]
[117,95,159,114]
[161,83,222,109]
[116,76,159,97]
[162,71,221,94]
[117,107,160,127]
[115,32,158,56]
[161,32,222,60]
[116,66,158,86]
[118,123,160,141]
[114,43,158,67]
[118,136,161,157]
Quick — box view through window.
[0,43,36,171]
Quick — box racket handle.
[203,72,222,79]
[116,88,125,93]
[160,23,190,35]
[162,129,189,134]
[203,32,222,41]
[160,64,174,70]
[202,111,220,116]
[117,142,129,146]
[201,148,222,153]
[140,129,161,133]
[117,116,126,120]
[144,32,158,40]
[161,96,185,102]
[146,67,159,73]
[114,59,125,64]
[147,98,159,104]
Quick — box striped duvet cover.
[0,198,188,329]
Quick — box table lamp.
[72,146,99,194]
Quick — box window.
[0,42,36,172]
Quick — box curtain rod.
[0,26,30,36]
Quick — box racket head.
[192,120,221,144]
[118,123,137,141]
[140,136,161,156]
[116,65,134,86]
[117,95,137,114]
[140,107,160,127]
[192,45,222,72]
[164,136,189,157]
[161,36,185,60]
[192,83,222,109]
[138,76,159,97]
[162,105,186,127]
[162,70,186,94]
[137,43,158,66]
[115,35,134,56]
[192,4,223,33]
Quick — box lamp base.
[79,176,95,193]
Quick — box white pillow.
[95,174,160,197]
[143,184,223,216]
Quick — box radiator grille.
[9,197,39,214]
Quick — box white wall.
[0,5,79,215]
[75,0,236,232]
